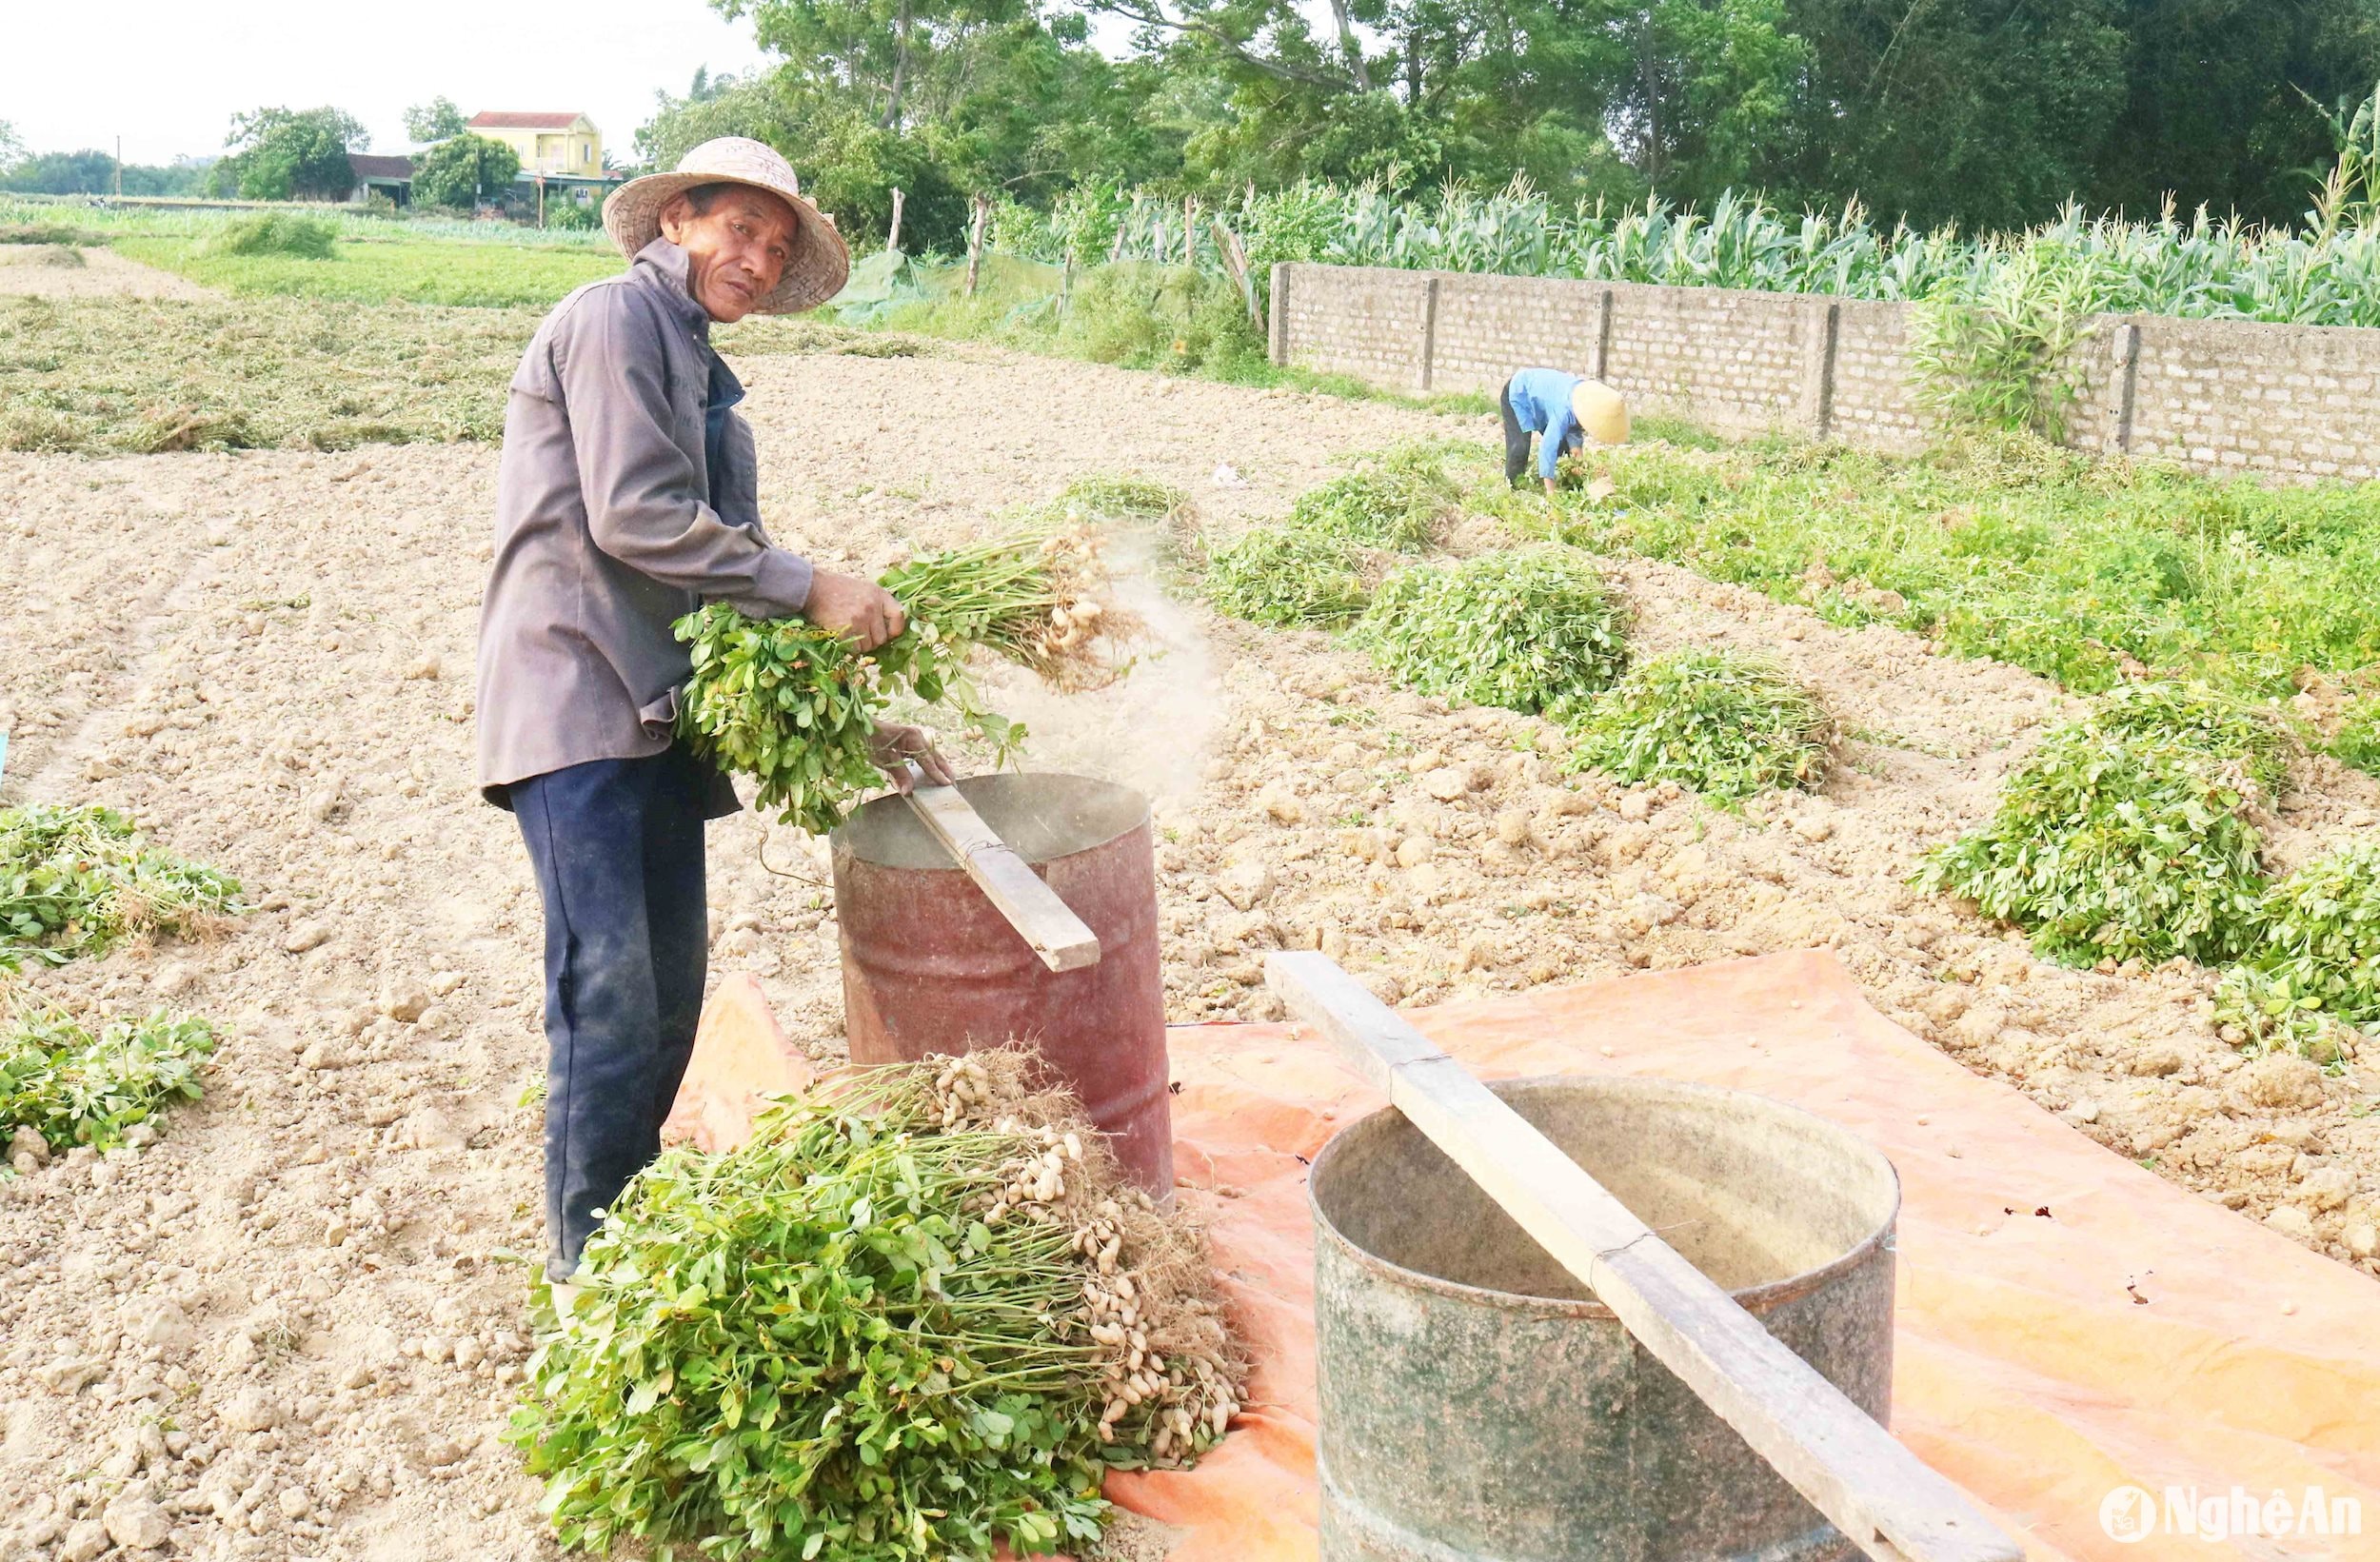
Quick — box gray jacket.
[475,238,814,810]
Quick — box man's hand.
[868,723,956,791]
[805,569,907,651]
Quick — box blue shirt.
[1508,367,1583,480]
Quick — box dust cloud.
[976,526,1222,814]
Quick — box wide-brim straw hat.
[1572,379,1630,445]
[603,137,850,313]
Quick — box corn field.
[995,180,2380,327]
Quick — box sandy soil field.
[0,246,216,302]
[3,323,2377,1561]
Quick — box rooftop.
[467,111,590,131]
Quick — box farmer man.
[1500,367,1629,495]
[476,137,951,1296]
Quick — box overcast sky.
[4,0,771,166]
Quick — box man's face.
[658,187,800,323]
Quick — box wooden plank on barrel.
[1265,950,2024,1562]
[903,776,1101,973]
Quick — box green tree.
[119,159,211,197]
[403,96,469,142]
[0,149,209,196]
[660,4,1170,245]
[212,107,366,202]
[2088,0,2380,227]
[642,71,974,247]
[0,148,117,194]
[670,0,2380,243]
[0,122,23,168]
[1617,0,1813,198]
[410,133,521,209]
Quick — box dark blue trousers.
[510,746,711,1282]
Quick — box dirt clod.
[102,1495,171,1552]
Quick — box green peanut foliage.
[2,1009,219,1156]
[1914,698,2271,967]
[1282,445,1458,552]
[677,531,1116,835]
[0,805,242,972]
[1571,650,1834,801]
[506,1066,1232,1562]
[2233,838,2380,1028]
[1350,547,1629,716]
[2087,679,2294,793]
[1203,528,1372,627]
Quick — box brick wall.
[1828,299,1925,451]
[1271,262,2380,482]
[1271,265,1428,390]
[2104,314,2380,481]
[1596,281,1811,439]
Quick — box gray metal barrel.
[1310,1076,1899,1562]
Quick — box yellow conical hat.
[1571,379,1630,445]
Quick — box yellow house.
[466,110,605,176]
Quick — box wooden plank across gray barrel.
[1267,950,2023,1562]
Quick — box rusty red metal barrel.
[831,772,1174,1196]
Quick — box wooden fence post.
[963,194,991,297]
[887,187,905,254]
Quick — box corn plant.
[1041,177,2380,329]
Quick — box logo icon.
[2101,1486,2158,1543]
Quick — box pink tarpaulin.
[675,952,2380,1561]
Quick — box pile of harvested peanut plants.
[676,528,1133,835]
[507,1049,1241,1562]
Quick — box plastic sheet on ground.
[818,247,1068,328]
[674,950,2380,1562]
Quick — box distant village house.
[347,110,623,213]
[466,111,605,178]
[349,154,417,207]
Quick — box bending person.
[1499,368,1629,495]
